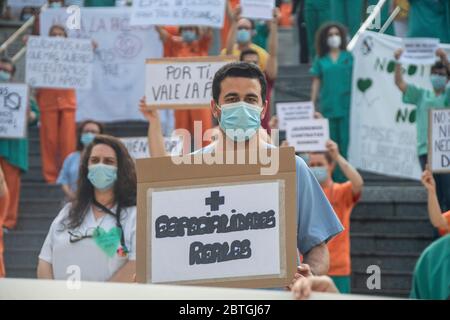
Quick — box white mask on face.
[327,35,341,49]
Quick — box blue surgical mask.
[87,164,117,191]
[181,30,197,43]
[0,70,11,82]
[50,2,62,8]
[430,74,447,91]
[218,101,262,142]
[80,132,96,147]
[236,29,251,44]
[21,14,33,21]
[311,166,329,184]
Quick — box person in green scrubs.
[84,0,115,6]
[394,48,450,212]
[304,0,331,59]
[407,0,450,43]
[410,235,450,300]
[310,23,353,182]
[330,0,364,38]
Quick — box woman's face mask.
[87,163,117,191]
[236,29,251,44]
[0,70,12,82]
[181,30,197,43]
[310,166,329,184]
[430,74,448,91]
[81,132,96,147]
[327,35,341,49]
[49,1,63,8]
[218,101,262,142]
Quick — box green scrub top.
[0,99,40,172]
[84,0,116,6]
[410,235,450,300]
[310,50,353,118]
[402,84,450,156]
[407,0,450,43]
[252,21,269,50]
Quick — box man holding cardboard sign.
[136,62,342,287]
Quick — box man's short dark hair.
[212,62,267,103]
[431,61,450,78]
[0,57,16,76]
[239,48,259,62]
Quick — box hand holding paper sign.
[400,38,440,65]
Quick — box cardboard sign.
[121,136,182,159]
[25,36,94,90]
[145,56,236,110]
[286,119,329,152]
[136,147,297,288]
[0,83,28,139]
[276,101,315,131]
[400,38,440,65]
[241,0,274,20]
[131,0,226,28]
[429,109,450,173]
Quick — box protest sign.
[40,8,163,122]
[145,56,236,109]
[0,83,28,139]
[26,36,94,90]
[241,0,274,20]
[349,31,450,180]
[131,0,226,28]
[276,101,314,131]
[136,147,297,287]
[121,136,182,159]
[400,38,440,65]
[429,109,450,173]
[286,119,329,152]
[8,0,45,7]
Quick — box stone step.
[352,270,413,291]
[18,198,64,215]
[351,233,432,253]
[4,231,48,250]
[351,251,420,273]
[4,248,39,270]
[3,265,36,279]
[14,213,56,231]
[351,288,410,298]
[20,183,64,198]
[350,216,434,236]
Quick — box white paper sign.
[241,0,274,20]
[429,109,450,173]
[400,38,440,65]
[149,181,281,283]
[0,83,28,139]
[7,0,46,7]
[40,8,163,122]
[145,57,234,108]
[26,36,94,90]
[276,101,315,131]
[286,119,329,152]
[121,136,182,159]
[131,0,226,28]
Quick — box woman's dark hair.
[315,23,348,57]
[49,24,68,37]
[76,120,105,151]
[212,62,267,103]
[66,135,136,230]
[239,48,259,62]
[0,57,16,76]
[431,61,450,78]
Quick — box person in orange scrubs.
[0,165,9,277]
[308,139,364,293]
[421,168,450,236]
[155,26,213,145]
[36,24,77,183]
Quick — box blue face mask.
[0,70,11,82]
[50,2,62,8]
[218,101,262,142]
[87,164,117,191]
[236,29,251,44]
[430,74,447,91]
[311,166,329,184]
[80,132,96,147]
[181,30,197,43]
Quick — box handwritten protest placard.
[131,0,226,28]
[8,0,46,7]
[145,56,236,109]
[276,101,314,131]
[136,148,298,287]
[25,36,94,90]
[429,109,450,173]
[121,136,182,159]
[286,119,329,152]
[0,83,28,139]
[400,38,440,65]
[241,0,274,20]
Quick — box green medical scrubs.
[84,0,116,6]
[402,84,450,157]
[407,0,450,43]
[310,50,353,182]
[304,0,331,59]
[410,235,450,300]
[331,275,351,294]
[330,0,364,37]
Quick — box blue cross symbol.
[205,191,225,211]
